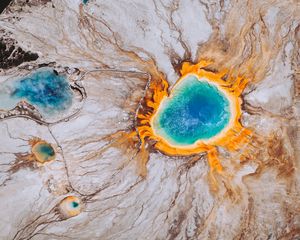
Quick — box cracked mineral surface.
[0,0,299,240]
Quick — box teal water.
[71,201,79,208]
[153,75,231,146]
[35,143,55,161]
[0,68,73,115]
[82,0,88,4]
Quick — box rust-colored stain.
[136,60,252,183]
[29,138,56,163]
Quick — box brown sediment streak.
[84,130,138,162]
[136,142,150,178]
[82,129,152,177]
[136,59,252,174]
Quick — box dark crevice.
[0,37,39,69]
[0,0,12,13]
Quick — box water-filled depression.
[152,75,231,146]
[0,68,73,115]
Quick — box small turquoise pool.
[152,75,231,146]
[0,68,73,115]
[33,142,55,162]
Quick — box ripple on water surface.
[0,68,73,115]
[153,75,231,146]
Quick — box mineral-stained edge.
[58,196,82,219]
[79,60,252,186]
[29,138,56,163]
[136,60,252,177]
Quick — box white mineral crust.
[0,0,299,239]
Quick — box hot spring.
[152,74,231,146]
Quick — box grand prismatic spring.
[152,74,231,146]
[0,1,299,240]
[136,60,251,179]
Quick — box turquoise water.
[82,0,88,4]
[71,201,79,208]
[153,75,231,146]
[0,68,73,115]
[33,143,55,162]
[35,143,55,161]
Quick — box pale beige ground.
[0,0,299,239]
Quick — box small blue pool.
[152,75,231,146]
[33,142,55,162]
[0,68,73,115]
